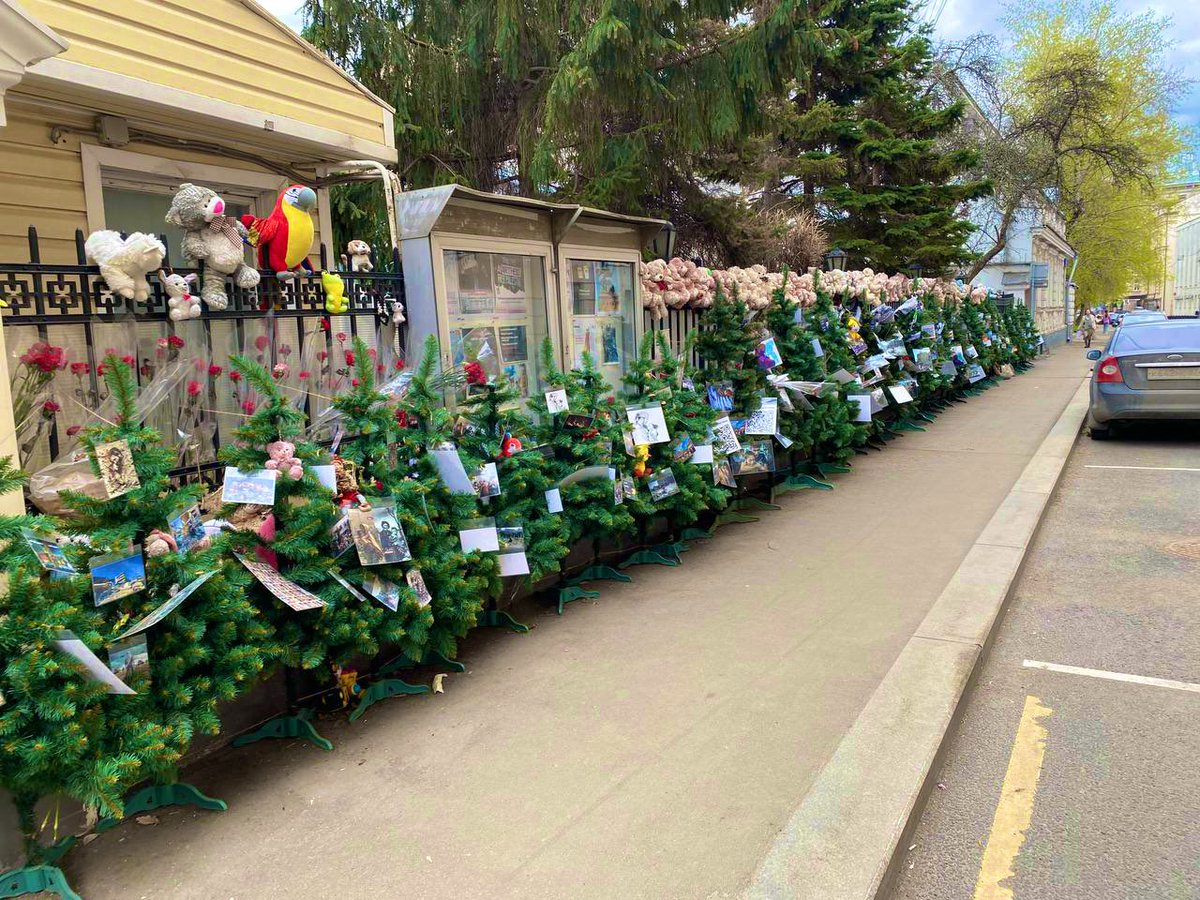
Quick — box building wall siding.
[18,0,388,145]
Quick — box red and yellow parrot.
[241,184,317,278]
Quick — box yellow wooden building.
[0,0,397,511]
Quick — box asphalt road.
[890,416,1200,900]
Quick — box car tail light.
[1096,356,1124,384]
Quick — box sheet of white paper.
[459,525,500,553]
[498,551,530,576]
[712,417,741,454]
[54,632,135,694]
[545,389,569,414]
[312,465,337,492]
[558,465,614,488]
[775,432,794,448]
[432,448,476,495]
[691,444,714,464]
[847,394,872,422]
[889,384,914,404]
[544,488,563,514]
[745,397,779,436]
[811,338,825,358]
[830,368,856,384]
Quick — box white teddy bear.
[159,269,201,320]
[84,230,166,302]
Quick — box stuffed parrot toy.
[241,184,317,279]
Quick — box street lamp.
[906,262,923,281]
[824,247,848,271]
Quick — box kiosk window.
[568,259,636,393]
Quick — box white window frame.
[80,143,335,255]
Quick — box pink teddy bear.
[264,440,304,480]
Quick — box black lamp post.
[824,247,848,271]
[907,262,923,281]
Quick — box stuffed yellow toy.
[322,271,348,314]
[633,443,652,478]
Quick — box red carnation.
[97,362,108,376]
[66,425,81,437]
[19,342,67,374]
[208,364,223,377]
[345,351,355,365]
[229,371,242,383]
[254,335,270,352]
[299,370,310,380]
[241,400,256,414]
[351,378,360,387]
[186,380,202,397]
[167,335,185,349]
[70,362,90,376]
[394,360,405,371]
[121,355,135,366]
[464,361,486,386]
[41,399,61,415]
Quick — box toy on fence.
[341,239,373,272]
[264,440,304,480]
[166,183,261,311]
[84,230,166,302]
[241,184,317,279]
[159,269,201,320]
[322,271,348,314]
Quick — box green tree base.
[0,865,79,900]
[557,586,600,614]
[476,609,531,633]
[618,550,680,569]
[349,678,431,722]
[567,566,631,586]
[231,712,333,752]
[95,783,227,834]
[778,474,835,492]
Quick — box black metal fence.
[2,227,406,483]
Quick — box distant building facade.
[1123,175,1200,314]
[1176,215,1200,317]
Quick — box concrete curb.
[743,375,1092,900]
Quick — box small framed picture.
[648,468,680,501]
[349,504,412,566]
[95,439,139,498]
[545,389,569,415]
[472,463,502,499]
[626,403,670,445]
[330,511,354,557]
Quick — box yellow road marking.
[972,695,1053,900]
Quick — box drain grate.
[1164,539,1200,561]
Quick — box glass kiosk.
[397,185,666,401]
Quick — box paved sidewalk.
[64,346,1091,900]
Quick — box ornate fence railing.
[1,227,406,484]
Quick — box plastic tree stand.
[232,709,333,752]
[779,473,834,492]
[618,549,679,569]
[652,542,690,561]
[95,783,227,833]
[814,462,851,476]
[477,609,530,633]
[917,411,937,423]
[378,649,466,677]
[567,565,631,586]
[733,496,780,512]
[557,586,600,614]
[894,420,926,432]
[0,866,79,900]
[349,678,431,722]
[714,509,758,527]
[680,527,713,541]
[39,838,75,866]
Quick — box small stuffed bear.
[342,239,373,272]
[84,231,166,302]
[264,440,303,480]
[166,183,260,311]
[159,270,201,320]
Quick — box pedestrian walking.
[1081,311,1097,348]
[1101,311,1111,332]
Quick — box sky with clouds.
[259,0,1199,139]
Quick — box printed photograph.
[22,528,76,574]
[564,413,595,431]
[712,457,736,488]
[648,468,680,501]
[731,441,776,476]
[221,467,279,505]
[364,574,401,611]
[330,512,354,557]
[497,526,525,553]
[239,555,326,611]
[350,504,412,566]
[107,634,150,684]
[473,463,502,499]
[601,324,621,365]
[711,417,741,455]
[707,381,735,411]
[406,569,433,608]
[95,439,139,499]
[545,389,570,415]
[627,403,670,445]
[168,505,206,553]
[90,546,147,606]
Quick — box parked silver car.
[1086,319,1200,439]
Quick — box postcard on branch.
[472,463,501,499]
[222,467,278,505]
[167,505,206,553]
[545,389,569,415]
[330,570,373,604]
[363,574,401,611]
[744,397,779,436]
[349,504,412,566]
[626,403,670,445]
[711,417,741,455]
[431,446,476,495]
[239,555,326,611]
[22,528,76,575]
[93,439,139,499]
[107,634,150,687]
[330,511,354,557]
[89,545,147,607]
[406,569,433,608]
[648,468,680,501]
[114,570,217,641]
[496,526,530,577]
[53,631,135,695]
[459,517,500,553]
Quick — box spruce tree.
[761,0,988,271]
[526,339,635,550]
[345,337,490,656]
[218,356,380,670]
